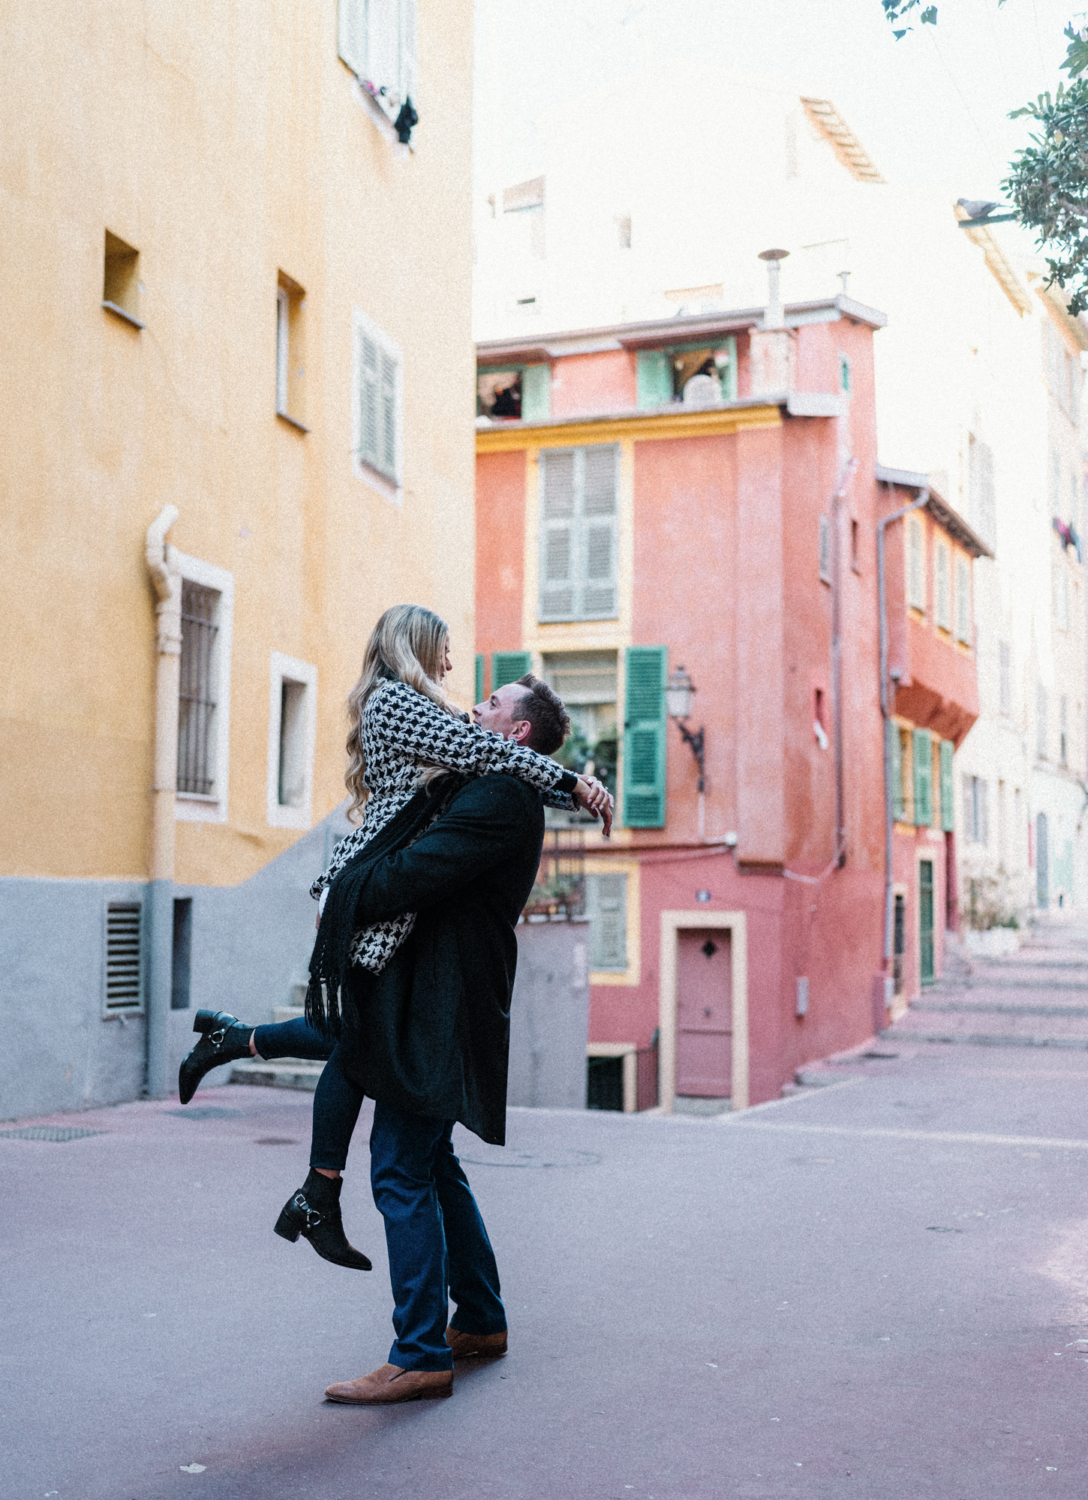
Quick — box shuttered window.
[521,364,551,420]
[353,312,401,485]
[889,720,904,821]
[475,654,485,703]
[338,0,418,123]
[935,541,951,630]
[940,739,955,831]
[104,901,143,1014]
[491,651,531,690]
[538,445,619,622]
[818,514,832,583]
[622,646,667,828]
[912,728,933,827]
[907,515,925,611]
[586,873,627,970]
[955,557,971,643]
[636,350,673,408]
[178,581,219,796]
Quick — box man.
[323,674,612,1404]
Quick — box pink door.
[676,929,732,1097]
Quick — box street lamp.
[666,665,705,794]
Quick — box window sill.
[349,76,412,157]
[102,300,145,330]
[176,793,227,824]
[353,459,402,505]
[276,410,310,434]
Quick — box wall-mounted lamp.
[666,664,706,793]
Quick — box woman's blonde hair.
[344,603,453,820]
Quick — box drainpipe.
[145,505,181,1098]
[877,487,929,979]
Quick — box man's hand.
[573,775,614,837]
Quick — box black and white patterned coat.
[311,677,576,972]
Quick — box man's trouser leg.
[433,1129,506,1337]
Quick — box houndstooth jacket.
[311,677,576,972]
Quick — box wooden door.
[676,928,732,1097]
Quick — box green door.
[919,859,935,985]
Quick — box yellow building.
[0,0,475,1118]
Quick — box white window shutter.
[380,349,397,478]
[539,450,577,620]
[368,0,400,92]
[818,514,831,583]
[338,0,365,75]
[360,333,379,469]
[955,557,970,643]
[400,0,418,103]
[581,445,618,617]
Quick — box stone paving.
[5,1009,1088,1499]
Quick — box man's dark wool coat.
[338,772,545,1146]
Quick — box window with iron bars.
[178,580,220,796]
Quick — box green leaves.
[880,0,938,36]
[1004,76,1088,313]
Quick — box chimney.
[750,248,794,398]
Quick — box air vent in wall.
[105,901,143,1013]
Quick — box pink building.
[475,288,983,1108]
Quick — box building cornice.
[476,402,784,451]
[876,463,994,559]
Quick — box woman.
[179,605,610,1268]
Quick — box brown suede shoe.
[445,1326,508,1359]
[325,1363,453,1405]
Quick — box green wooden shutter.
[913,729,933,827]
[492,651,531,690]
[521,363,551,420]
[622,646,667,828]
[475,653,485,703]
[940,739,954,831]
[889,721,904,822]
[718,336,738,400]
[637,351,672,409]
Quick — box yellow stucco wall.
[0,0,475,885]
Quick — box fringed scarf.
[304,775,465,1036]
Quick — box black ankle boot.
[274,1169,372,1271]
[178,1009,255,1105]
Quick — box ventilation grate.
[105,901,143,1012]
[0,1126,106,1142]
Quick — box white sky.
[474,0,1077,223]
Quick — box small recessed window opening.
[850,517,860,573]
[267,652,318,829]
[103,230,144,328]
[178,581,221,797]
[478,369,522,419]
[839,353,851,393]
[172,898,193,1011]
[616,214,632,249]
[275,273,307,430]
[818,514,832,584]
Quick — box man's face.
[473,683,532,744]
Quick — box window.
[267,653,318,829]
[939,739,954,831]
[502,177,546,259]
[477,364,551,421]
[839,352,851,393]
[1061,694,1069,766]
[586,873,627,971]
[912,728,933,826]
[616,214,632,249]
[104,901,143,1015]
[890,722,909,821]
[275,273,307,429]
[850,518,860,574]
[102,230,143,328]
[907,515,925,611]
[967,435,996,550]
[999,640,1012,717]
[352,309,402,492]
[543,651,618,795]
[635,338,738,408]
[1054,556,1070,630]
[338,0,418,141]
[1037,683,1049,760]
[934,540,951,630]
[174,553,234,822]
[963,775,989,845]
[538,445,619,622]
[818,514,832,584]
[955,556,971,644]
[172,898,192,1011]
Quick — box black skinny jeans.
[251,1017,364,1172]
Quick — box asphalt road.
[4,1040,1088,1500]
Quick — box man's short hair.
[515,674,571,756]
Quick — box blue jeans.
[251,1017,364,1174]
[369,1100,507,1371]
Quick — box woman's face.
[438,635,452,681]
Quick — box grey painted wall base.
[507,918,589,1110]
[1,808,353,1122]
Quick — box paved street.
[5,990,1088,1499]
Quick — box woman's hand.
[573,775,615,837]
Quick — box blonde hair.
[344,604,453,820]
